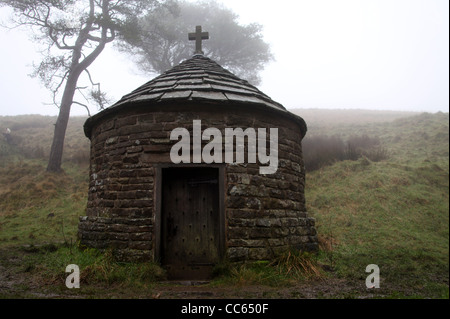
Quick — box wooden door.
[161,167,221,279]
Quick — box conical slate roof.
[84,54,307,137]
[114,54,284,110]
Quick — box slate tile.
[154,75,178,82]
[149,86,177,94]
[177,78,204,85]
[131,93,164,102]
[174,84,212,90]
[161,91,192,100]
[210,84,254,95]
[151,80,177,87]
[120,89,151,101]
[224,93,263,104]
[191,91,227,101]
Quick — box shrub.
[302,135,347,171]
[345,134,381,160]
[364,146,389,162]
[303,134,389,171]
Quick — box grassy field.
[0,110,448,299]
[301,111,449,297]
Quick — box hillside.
[0,110,448,298]
[291,108,419,131]
[303,111,449,297]
[0,115,89,163]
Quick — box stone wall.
[78,216,153,261]
[78,103,318,262]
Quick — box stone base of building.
[78,216,154,262]
[78,213,318,263]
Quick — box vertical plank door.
[161,168,220,279]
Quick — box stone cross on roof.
[188,25,209,55]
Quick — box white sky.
[0,0,448,116]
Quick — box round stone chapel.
[78,28,318,279]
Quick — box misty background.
[0,0,448,116]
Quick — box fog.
[0,0,448,116]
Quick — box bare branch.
[86,28,116,43]
[49,27,77,50]
[53,69,70,97]
[61,33,73,48]
[84,68,100,88]
[72,101,92,117]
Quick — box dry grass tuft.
[271,250,324,279]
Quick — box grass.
[211,251,324,287]
[33,245,166,286]
[306,112,449,298]
[0,159,88,247]
[0,111,448,298]
[5,243,166,298]
[310,162,449,297]
[0,115,89,163]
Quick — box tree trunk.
[46,73,79,173]
[46,4,109,173]
[46,43,107,173]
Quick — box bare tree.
[0,0,164,172]
[118,0,274,85]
